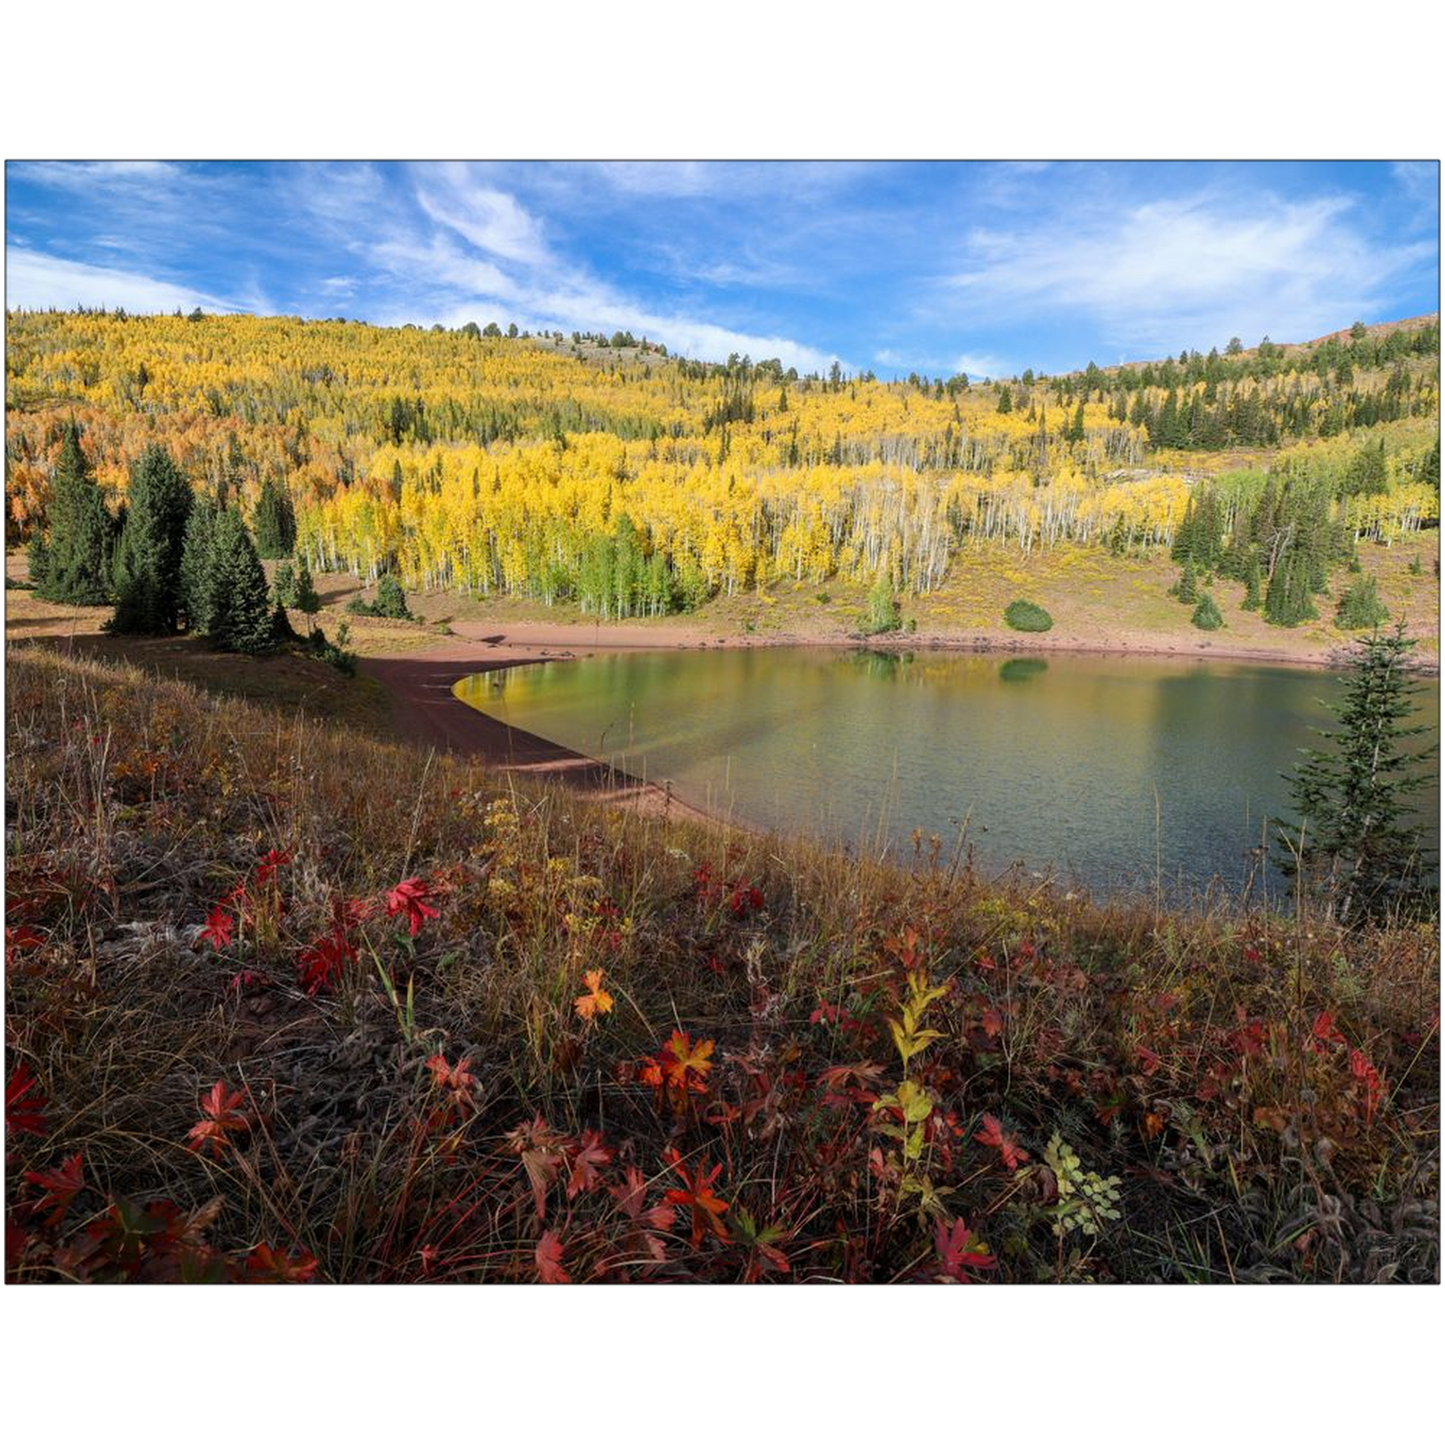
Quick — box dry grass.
[5,645,1438,1283]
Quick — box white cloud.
[940,191,1435,354]
[5,247,238,314]
[414,163,552,266]
[11,160,182,192]
[951,351,1015,381]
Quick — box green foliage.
[1042,1134,1122,1240]
[178,496,220,634]
[35,422,114,605]
[1004,598,1052,632]
[292,555,321,622]
[1173,562,1198,604]
[272,560,298,609]
[1241,554,1262,611]
[348,572,414,619]
[1335,575,1389,630]
[108,445,194,634]
[1191,592,1223,630]
[252,474,297,558]
[861,570,901,635]
[1276,624,1436,924]
[203,508,277,654]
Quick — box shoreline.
[433,616,1439,673]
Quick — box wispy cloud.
[6,247,240,314]
[938,189,1436,355]
[951,351,1016,381]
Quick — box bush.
[347,573,413,620]
[1191,593,1223,630]
[1004,599,1053,632]
[1335,575,1389,630]
[272,561,299,608]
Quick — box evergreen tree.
[1241,554,1263,611]
[1191,593,1223,630]
[179,496,220,633]
[1263,536,1317,626]
[1276,625,1436,924]
[1335,575,1389,630]
[36,422,113,605]
[293,555,321,632]
[272,560,299,608]
[26,530,49,592]
[108,445,193,634]
[996,385,1013,415]
[864,569,901,633]
[1174,562,1198,604]
[374,573,411,618]
[252,474,297,557]
[203,509,277,654]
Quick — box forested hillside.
[6,310,1438,620]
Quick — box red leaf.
[386,877,440,937]
[24,1151,84,1227]
[565,1130,614,1200]
[535,1230,571,1283]
[972,1113,1030,1171]
[5,1063,47,1140]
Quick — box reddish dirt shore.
[358,635,718,824]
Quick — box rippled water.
[454,647,1439,900]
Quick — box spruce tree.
[293,555,321,632]
[252,474,297,558]
[1174,562,1198,604]
[1191,593,1223,630]
[1242,554,1262,611]
[37,422,113,605]
[108,445,193,634]
[1276,624,1436,924]
[272,561,299,608]
[1335,575,1389,630]
[203,509,276,654]
[179,496,220,633]
[1264,534,1317,626]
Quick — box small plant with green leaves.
[1041,1132,1122,1242]
[1192,592,1223,630]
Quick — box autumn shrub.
[1004,598,1053,632]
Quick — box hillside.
[5,310,1439,661]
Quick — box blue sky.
[5,160,1439,379]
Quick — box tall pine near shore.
[1276,624,1436,924]
[109,445,193,634]
[36,421,113,605]
[203,508,276,653]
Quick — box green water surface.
[454,647,1438,899]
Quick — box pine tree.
[108,445,193,634]
[203,509,277,654]
[1335,575,1389,630]
[272,560,299,608]
[252,474,297,558]
[179,496,220,633]
[36,422,113,605]
[1174,562,1198,604]
[1263,539,1317,626]
[292,555,321,632]
[1191,592,1223,630]
[1242,554,1263,611]
[1276,625,1436,924]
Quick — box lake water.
[453,647,1439,901]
